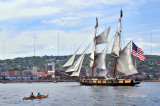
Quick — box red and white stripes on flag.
[132,42,146,62]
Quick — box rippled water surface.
[0,82,160,106]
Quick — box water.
[0,82,160,106]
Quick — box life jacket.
[30,94,34,97]
[37,94,42,97]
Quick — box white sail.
[116,20,120,34]
[90,40,96,68]
[94,45,108,70]
[66,46,89,72]
[93,68,98,77]
[117,10,122,34]
[97,69,107,77]
[116,41,138,75]
[71,46,89,76]
[96,27,110,45]
[86,69,91,77]
[97,61,110,77]
[62,48,79,67]
[111,14,122,57]
[71,55,84,76]
[111,34,120,57]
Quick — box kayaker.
[30,92,35,98]
[37,92,42,97]
[38,92,41,95]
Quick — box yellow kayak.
[23,94,48,100]
[36,94,49,99]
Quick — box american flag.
[132,42,146,61]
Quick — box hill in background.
[0,54,160,74]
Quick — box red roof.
[44,74,51,77]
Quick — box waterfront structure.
[35,71,46,77]
[8,69,16,76]
[8,69,23,76]
[0,71,8,80]
[32,66,40,76]
[47,62,55,78]
[23,70,32,76]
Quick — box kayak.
[23,94,48,100]
[23,96,36,100]
[36,94,48,99]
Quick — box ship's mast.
[135,57,137,69]
[119,9,122,51]
[113,9,123,78]
[113,57,117,78]
[91,18,98,79]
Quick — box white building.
[47,62,55,78]
[32,66,39,76]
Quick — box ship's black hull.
[80,79,140,86]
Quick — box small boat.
[23,94,48,100]
[36,94,49,99]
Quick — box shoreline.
[1,80,160,83]
[0,80,78,83]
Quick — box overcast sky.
[0,0,160,59]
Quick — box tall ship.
[62,9,145,86]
